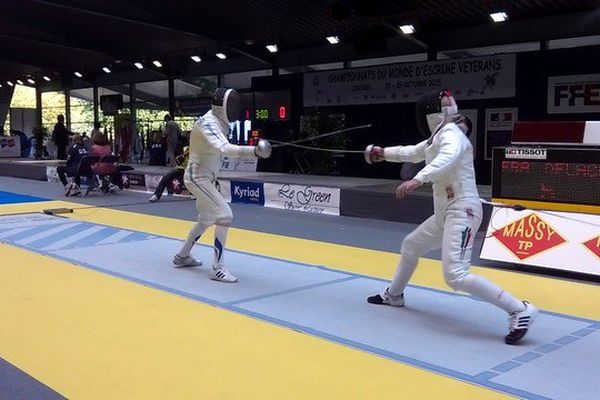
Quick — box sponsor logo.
[548,74,600,113]
[121,173,146,189]
[504,147,547,160]
[277,184,333,206]
[230,181,264,205]
[492,213,565,260]
[583,235,600,260]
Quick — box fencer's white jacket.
[188,110,255,179]
[383,123,479,215]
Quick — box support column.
[93,85,99,125]
[64,89,71,131]
[168,77,175,116]
[427,49,437,61]
[35,86,43,127]
[217,73,224,87]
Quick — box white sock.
[388,253,419,296]
[177,222,209,257]
[460,274,525,314]
[213,224,229,268]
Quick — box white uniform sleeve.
[197,120,255,158]
[383,140,428,163]
[414,130,464,183]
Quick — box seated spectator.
[148,131,166,166]
[56,134,94,196]
[91,133,122,190]
[149,146,189,202]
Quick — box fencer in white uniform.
[365,89,537,344]
[173,88,272,282]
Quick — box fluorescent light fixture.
[216,53,227,59]
[16,79,24,85]
[490,12,508,22]
[266,44,278,53]
[7,81,14,86]
[399,24,415,34]
[43,75,51,81]
[102,67,111,73]
[74,71,83,78]
[27,78,35,84]
[134,62,143,69]
[326,36,340,44]
[190,55,202,62]
[152,60,162,67]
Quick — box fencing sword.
[270,124,372,153]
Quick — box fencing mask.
[416,89,458,137]
[212,88,241,123]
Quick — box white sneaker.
[68,184,81,197]
[210,264,238,283]
[172,254,202,268]
[506,301,538,345]
[149,194,159,202]
[367,287,405,307]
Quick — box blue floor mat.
[0,191,47,205]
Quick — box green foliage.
[300,108,347,175]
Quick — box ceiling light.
[490,12,508,22]
[216,53,227,59]
[102,67,111,73]
[74,71,83,78]
[7,81,14,86]
[153,60,162,67]
[190,55,202,62]
[326,36,340,44]
[27,78,35,84]
[16,79,24,85]
[43,75,51,81]
[266,44,278,53]
[399,24,415,34]
[134,62,143,69]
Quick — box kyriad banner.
[480,206,600,276]
[304,54,516,106]
[264,183,340,215]
[230,180,265,205]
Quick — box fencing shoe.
[506,301,538,345]
[172,254,202,268]
[210,264,238,283]
[367,287,405,307]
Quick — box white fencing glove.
[364,144,384,164]
[254,139,272,159]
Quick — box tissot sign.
[547,74,600,114]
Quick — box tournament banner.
[547,73,600,114]
[480,206,600,276]
[304,54,516,106]
[0,136,21,158]
[264,183,340,215]
[230,180,265,206]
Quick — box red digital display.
[279,106,287,119]
[494,148,600,205]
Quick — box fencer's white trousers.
[392,197,482,293]
[184,163,232,225]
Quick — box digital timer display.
[492,147,600,206]
[253,90,291,122]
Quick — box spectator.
[148,130,166,166]
[52,115,73,160]
[56,133,94,196]
[164,113,181,166]
[149,146,189,202]
[91,133,122,190]
[91,121,102,137]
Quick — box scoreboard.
[249,90,291,122]
[492,147,600,207]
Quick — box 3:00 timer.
[255,109,269,120]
